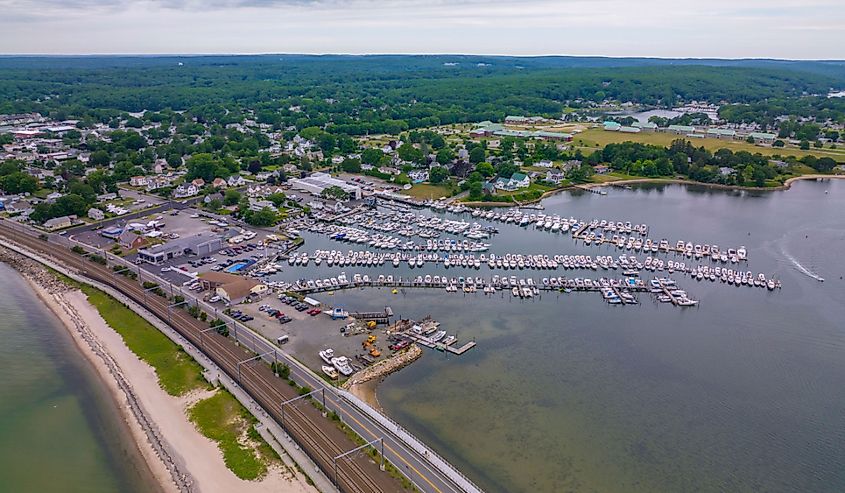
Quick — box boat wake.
[782,249,825,282]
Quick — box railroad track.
[0,221,400,493]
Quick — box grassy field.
[589,172,645,183]
[188,389,279,480]
[573,128,845,162]
[401,183,456,199]
[491,182,553,197]
[80,285,208,396]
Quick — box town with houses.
[2,99,844,237]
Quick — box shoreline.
[344,344,423,411]
[459,173,845,207]
[0,247,313,493]
[2,251,184,493]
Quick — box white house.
[495,172,530,191]
[545,170,566,184]
[227,175,247,187]
[173,183,199,198]
[87,207,105,221]
[129,176,148,187]
[408,170,429,183]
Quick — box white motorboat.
[322,365,339,379]
[331,356,354,376]
[319,348,335,365]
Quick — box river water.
[280,179,845,492]
[0,264,160,493]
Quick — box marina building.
[290,172,362,200]
[137,235,224,264]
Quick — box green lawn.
[574,128,845,163]
[188,390,276,480]
[81,285,208,396]
[401,182,456,199]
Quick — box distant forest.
[2,55,844,134]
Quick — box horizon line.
[0,53,843,63]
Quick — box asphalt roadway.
[0,219,481,493]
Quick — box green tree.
[341,158,362,173]
[267,192,287,207]
[436,148,454,165]
[223,189,241,206]
[429,166,449,184]
[475,162,494,177]
[245,207,277,227]
[397,143,423,164]
[1,172,38,194]
[361,148,384,165]
[89,150,111,167]
[320,186,349,201]
[469,147,485,164]
[468,181,483,200]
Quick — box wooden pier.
[403,332,477,355]
[350,306,394,324]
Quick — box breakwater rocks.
[0,246,69,294]
[343,344,423,388]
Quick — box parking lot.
[237,294,389,374]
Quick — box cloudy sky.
[1,0,843,58]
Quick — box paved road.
[1,220,482,493]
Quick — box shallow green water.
[0,264,160,493]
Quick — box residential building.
[117,230,148,250]
[495,172,530,191]
[545,170,566,184]
[87,207,105,221]
[408,170,429,183]
[129,176,148,187]
[173,183,199,198]
[212,177,228,189]
[43,215,75,230]
[227,175,247,187]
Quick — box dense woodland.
[2,55,845,135]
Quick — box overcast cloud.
[0,0,843,58]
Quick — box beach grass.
[188,389,272,481]
[80,285,208,396]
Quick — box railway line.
[0,220,400,493]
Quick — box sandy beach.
[344,344,423,412]
[4,247,315,493]
[347,378,384,412]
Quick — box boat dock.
[389,318,477,356]
[350,306,394,324]
[575,185,608,195]
[404,332,477,355]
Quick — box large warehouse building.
[290,172,362,200]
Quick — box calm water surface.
[291,180,845,492]
[0,264,160,493]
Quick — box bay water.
[0,264,160,493]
